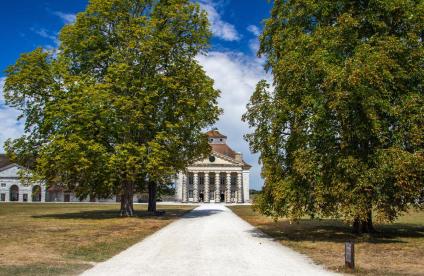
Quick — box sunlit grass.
[230,206,424,275]
[0,203,194,276]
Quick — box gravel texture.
[81,204,336,276]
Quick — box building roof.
[0,154,13,169]
[210,141,252,170]
[206,130,227,139]
[211,143,236,159]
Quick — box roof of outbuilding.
[0,154,13,169]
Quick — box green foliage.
[243,0,424,224]
[4,0,220,205]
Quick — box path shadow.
[245,218,424,244]
[32,208,188,220]
[182,208,224,219]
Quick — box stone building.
[175,130,251,203]
[0,154,112,203]
[0,155,46,202]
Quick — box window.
[220,138,223,142]
[23,194,28,202]
[188,174,194,185]
[0,183,6,188]
[0,194,5,201]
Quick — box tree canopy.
[243,0,424,232]
[4,0,221,215]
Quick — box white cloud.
[198,0,240,41]
[31,27,59,48]
[246,25,261,54]
[197,52,270,189]
[247,25,260,36]
[0,78,24,152]
[53,11,76,24]
[248,39,260,55]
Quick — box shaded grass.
[229,206,424,276]
[0,203,194,276]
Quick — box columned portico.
[180,170,246,204]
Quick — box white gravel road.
[81,204,336,276]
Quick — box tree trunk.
[352,210,375,234]
[352,217,361,234]
[361,210,376,233]
[148,181,157,213]
[120,181,134,217]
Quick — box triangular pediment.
[0,164,21,178]
[192,151,243,167]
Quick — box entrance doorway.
[10,185,19,201]
[64,194,70,202]
[32,185,41,202]
[220,193,225,202]
[209,191,214,201]
[199,193,204,202]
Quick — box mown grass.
[0,203,194,276]
[229,205,424,276]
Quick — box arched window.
[32,185,42,202]
[10,185,19,201]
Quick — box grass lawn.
[0,203,194,276]
[230,205,424,276]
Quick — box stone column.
[41,185,46,202]
[5,186,9,202]
[182,174,187,202]
[215,172,220,203]
[204,172,210,203]
[237,172,243,203]
[193,172,199,203]
[226,172,231,203]
[28,188,33,202]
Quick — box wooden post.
[345,241,355,269]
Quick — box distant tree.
[4,0,220,216]
[243,0,424,233]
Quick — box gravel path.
[81,204,336,276]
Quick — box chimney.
[235,152,243,162]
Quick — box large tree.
[243,0,423,233]
[4,0,220,216]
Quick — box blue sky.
[0,0,272,190]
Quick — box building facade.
[0,158,47,203]
[0,154,118,203]
[175,130,251,203]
